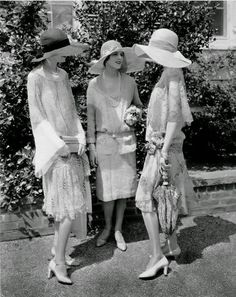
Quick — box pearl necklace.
[103,73,122,108]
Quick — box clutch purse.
[60,136,79,153]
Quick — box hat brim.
[88,47,145,74]
[134,44,191,68]
[32,42,90,63]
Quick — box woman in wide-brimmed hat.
[134,28,196,279]
[27,28,91,285]
[87,40,144,251]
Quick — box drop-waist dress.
[87,73,142,202]
[27,65,92,224]
[135,69,196,215]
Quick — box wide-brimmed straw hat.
[133,28,191,68]
[88,40,145,74]
[32,28,89,63]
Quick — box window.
[48,1,73,28]
[211,1,227,37]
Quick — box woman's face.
[105,51,124,70]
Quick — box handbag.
[60,136,79,153]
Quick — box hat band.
[42,38,70,53]
[101,46,123,58]
[149,39,177,53]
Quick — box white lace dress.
[135,69,196,215]
[27,65,92,223]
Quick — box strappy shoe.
[138,256,169,279]
[96,229,111,247]
[114,231,127,251]
[51,248,82,266]
[48,259,72,285]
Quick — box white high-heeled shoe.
[139,256,169,279]
[114,231,127,251]
[48,259,72,285]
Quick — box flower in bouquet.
[145,133,165,155]
[124,105,142,127]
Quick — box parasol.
[152,167,181,236]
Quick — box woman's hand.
[77,143,85,156]
[87,213,93,228]
[59,145,70,158]
[159,151,171,175]
[89,144,97,167]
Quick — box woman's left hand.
[159,153,171,174]
[77,143,85,156]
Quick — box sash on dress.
[96,131,136,155]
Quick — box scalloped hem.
[43,206,87,222]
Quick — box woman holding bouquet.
[87,40,144,251]
[27,29,91,284]
[134,29,196,279]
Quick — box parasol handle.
[162,169,169,186]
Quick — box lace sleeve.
[167,74,181,122]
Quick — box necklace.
[103,73,122,108]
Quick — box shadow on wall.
[177,215,236,264]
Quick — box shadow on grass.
[68,237,117,275]
[63,214,236,275]
[68,218,148,274]
[176,215,236,264]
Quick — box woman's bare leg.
[142,212,164,269]
[55,217,72,264]
[103,200,115,232]
[51,221,59,255]
[114,199,126,232]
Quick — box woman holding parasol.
[134,28,196,279]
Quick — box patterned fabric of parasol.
[152,168,181,236]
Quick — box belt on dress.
[96,130,134,139]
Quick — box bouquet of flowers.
[145,132,165,155]
[124,105,142,127]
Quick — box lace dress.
[27,65,92,222]
[135,68,196,215]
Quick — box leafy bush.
[72,0,224,168]
[184,51,236,162]
[0,1,48,211]
[74,1,236,164]
[0,145,43,212]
